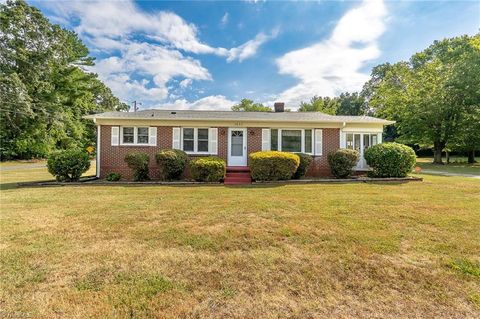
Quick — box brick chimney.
[274,102,285,112]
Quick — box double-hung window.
[270,129,313,154]
[182,128,209,153]
[121,127,150,145]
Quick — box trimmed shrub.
[249,151,300,181]
[47,149,91,182]
[327,149,360,178]
[364,142,416,178]
[124,152,150,181]
[106,172,121,181]
[155,149,188,180]
[189,156,226,182]
[293,153,313,179]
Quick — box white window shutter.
[209,128,218,154]
[262,129,271,151]
[378,133,382,144]
[149,127,157,146]
[172,127,181,149]
[314,129,323,155]
[111,126,119,146]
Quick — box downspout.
[94,118,101,178]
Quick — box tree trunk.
[433,141,445,164]
[468,149,476,164]
[446,150,450,164]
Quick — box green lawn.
[0,164,479,318]
[416,157,480,176]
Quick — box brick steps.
[224,166,251,185]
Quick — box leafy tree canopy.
[0,0,128,160]
[298,96,339,114]
[231,98,272,112]
[363,34,480,164]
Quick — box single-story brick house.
[85,102,394,181]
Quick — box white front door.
[228,128,247,166]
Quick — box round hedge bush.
[189,156,226,182]
[124,152,150,181]
[293,153,313,179]
[327,148,360,178]
[47,149,91,182]
[249,151,300,181]
[106,172,121,181]
[364,142,416,178]
[156,149,188,180]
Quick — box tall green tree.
[0,0,127,160]
[364,34,480,164]
[336,92,367,116]
[298,96,339,114]
[231,98,271,112]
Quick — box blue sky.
[31,0,479,110]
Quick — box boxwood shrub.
[293,153,313,179]
[124,152,150,181]
[106,172,121,181]
[47,149,91,182]
[156,149,188,180]
[327,149,360,178]
[249,151,300,181]
[189,156,226,182]
[364,142,416,178]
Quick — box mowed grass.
[416,157,480,176]
[0,166,479,318]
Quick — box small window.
[346,133,354,149]
[183,128,194,152]
[281,130,302,152]
[305,129,312,154]
[271,129,278,151]
[122,127,134,144]
[137,127,149,144]
[197,128,209,152]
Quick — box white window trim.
[271,128,314,155]
[181,127,212,155]
[120,126,151,146]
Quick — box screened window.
[122,127,134,144]
[182,128,210,153]
[137,127,149,144]
[269,129,313,154]
[183,128,194,152]
[271,129,278,151]
[197,128,209,152]
[121,127,150,145]
[304,129,312,154]
[281,130,302,152]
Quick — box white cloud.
[179,78,193,88]
[92,42,211,103]
[227,28,279,62]
[275,0,388,108]
[42,0,274,109]
[220,12,229,27]
[157,95,236,110]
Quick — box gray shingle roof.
[86,109,394,124]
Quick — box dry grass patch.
[0,168,479,318]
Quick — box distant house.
[85,102,394,180]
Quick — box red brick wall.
[99,125,172,180]
[306,128,340,177]
[99,125,339,180]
